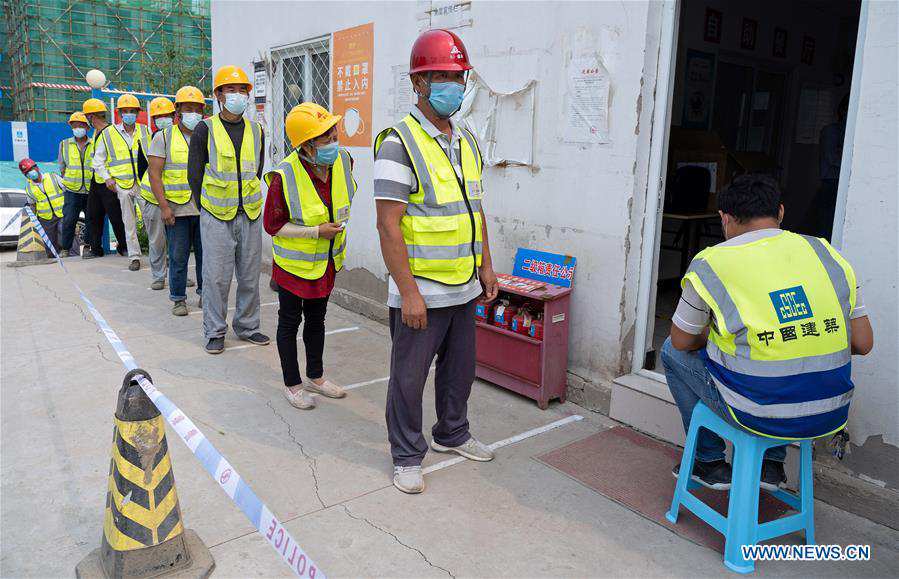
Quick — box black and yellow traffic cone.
[76,370,214,578]
[6,211,50,268]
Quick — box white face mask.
[154,117,173,130]
[72,127,87,139]
[180,112,202,130]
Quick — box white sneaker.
[305,378,346,399]
[430,437,495,462]
[393,466,424,494]
[283,386,315,410]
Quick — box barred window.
[270,37,330,162]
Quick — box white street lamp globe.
[86,69,106,89]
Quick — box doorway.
[641,0,862,373]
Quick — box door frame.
[629,0,870,381]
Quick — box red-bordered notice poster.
[332,23,373,147]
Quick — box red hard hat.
[410,29,473,74]
[18,158,37,174]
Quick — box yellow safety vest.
[200,115,263,221]
[374,115,484,285]
[139,125,192,206]
[59,137,94,192]
[26,173,65,220]
[264,149,355,280]
[684,231,857,439]
[100,124,151,189]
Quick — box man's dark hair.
[717,174,781,223]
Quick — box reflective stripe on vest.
[102,124,150,189]
[683,231,857,439]
[139,125,192,205]
[200,115,262,220]
[264,149,354,280]
[27,174,65,220]
[60,137,94,191]
[374,115,484,285]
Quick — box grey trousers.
[386,298,476,466]
[200,209,262,339]
[115,184,142,258]
[137,197,166,282]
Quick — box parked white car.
[0,188,28,247]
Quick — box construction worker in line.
[18,158,65,256]
[374,29,499,494]
[81,98,129,260]
[91,93,151,271]
[144,86,204,316]
[263,103,355,410]
[138,96,176,291]
[663,174,873,491]
[58,111,94,256]
[187,65,269,354]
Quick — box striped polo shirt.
[373,107,484,309]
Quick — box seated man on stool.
[662,174,873,491]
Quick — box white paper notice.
[564,56,610,144]
[391,64,413,121]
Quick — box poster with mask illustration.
[332,23,373,147]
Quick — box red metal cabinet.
[475,274,572,409]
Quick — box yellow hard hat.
[68,111,89,124]
[213,65,252,92]
[116,93,141,109]
[82,98,108,114]
[149,96,175,117]
[285,103,341,148]
[175,85,205,105]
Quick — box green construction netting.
[2,0,211,122]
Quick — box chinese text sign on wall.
[332,23,374,147]
[513,248,577,288]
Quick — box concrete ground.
[2,249,898,578]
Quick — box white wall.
[212,0,655,385]
[838,0,899,451]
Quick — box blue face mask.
[72,127,87,139]
[428,81,465,118]
[26,169,40,181]
[180,112,202,131]
[223,92,249,115]
[314,142,340,166]
[121,113,137,126]
[155,117,173,130]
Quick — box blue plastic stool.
[666,402,815,573]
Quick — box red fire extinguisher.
[529,313,544,340]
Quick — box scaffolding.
[1,0,211,122]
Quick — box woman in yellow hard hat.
[188,65,269,354]
[58,111,94,256]
[144,86,205,315]
[81,97,129,261]
[262,102,356,410]
[136,96,177,290]
[91,93,151,271]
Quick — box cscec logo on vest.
[769,285,814,324]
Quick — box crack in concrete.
[265,400,326,509]
[341,504,455,578]
[95,343,118,365]
[16,269,99,333]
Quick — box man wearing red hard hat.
[374,29,499,494]
[18,158,66,256]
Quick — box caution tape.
[2,207,23,233]
[22,207,324,579]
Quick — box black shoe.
[205,337,225,354]
[760,459,787,492]
[672,459,732,490]
[241,332,270,346]
[129,259,141,271]
[82,252,102,260]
